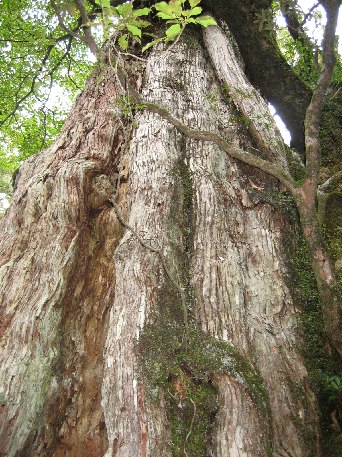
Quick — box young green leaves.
[93,0,151,47]
[93,0,216,52]
[142,0,217,52]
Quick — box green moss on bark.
[137,156,272,456]
[289,231,342,455]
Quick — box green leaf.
[142,37,164,53]
[133,7,151,17]
[117,2,133,17]
[155,1,182,16]
[127,24,142,38]
[154,2,172,14]
[194,15,217,27]
[118,34,128,51]
[95,0,110,8]
[156,12,174,20]
[188,6,202,16]
[189,0,202,7]
[165,23,181,39]
[128,19,151,28]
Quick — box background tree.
[0,1,341,456]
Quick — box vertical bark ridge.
[0,65,126,456]
[203,26,289,171]
[101,48,187,456]
[187,26,319,456]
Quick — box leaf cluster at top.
[92,0,217,52]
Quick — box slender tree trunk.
[295,187,342,358]
[0,25,322,457]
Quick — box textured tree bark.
[0,23,321,457]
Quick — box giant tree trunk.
[0,24,321,457]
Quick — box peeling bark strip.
[0,23,321,457]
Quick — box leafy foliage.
[0,0,92,181]
[141,0,216,52]
[93,0,151,47]
[276,26,319,87]
[92,0,217,52]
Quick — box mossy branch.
[304,1,340,187]
[318,170,342,194]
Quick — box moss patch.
[290,231,342,455]
[137,156,272,455]
[137,292,273,456]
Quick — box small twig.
[300,2,320,28]
[184,397,196,457]
[329,85,341,100]
[119,51,147,62]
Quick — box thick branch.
[280,0,316,46]
[204,0,312,152]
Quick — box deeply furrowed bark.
[0,23,322,457]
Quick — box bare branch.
[300,2,320,28]
[304,0,340,185]
[0,45,54,128]
[140,100,296,192]
[50,0,83,40]
[318,169,342,193]
[51,0,106,61]
[74,0,106,60]
[0,35,74,129]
